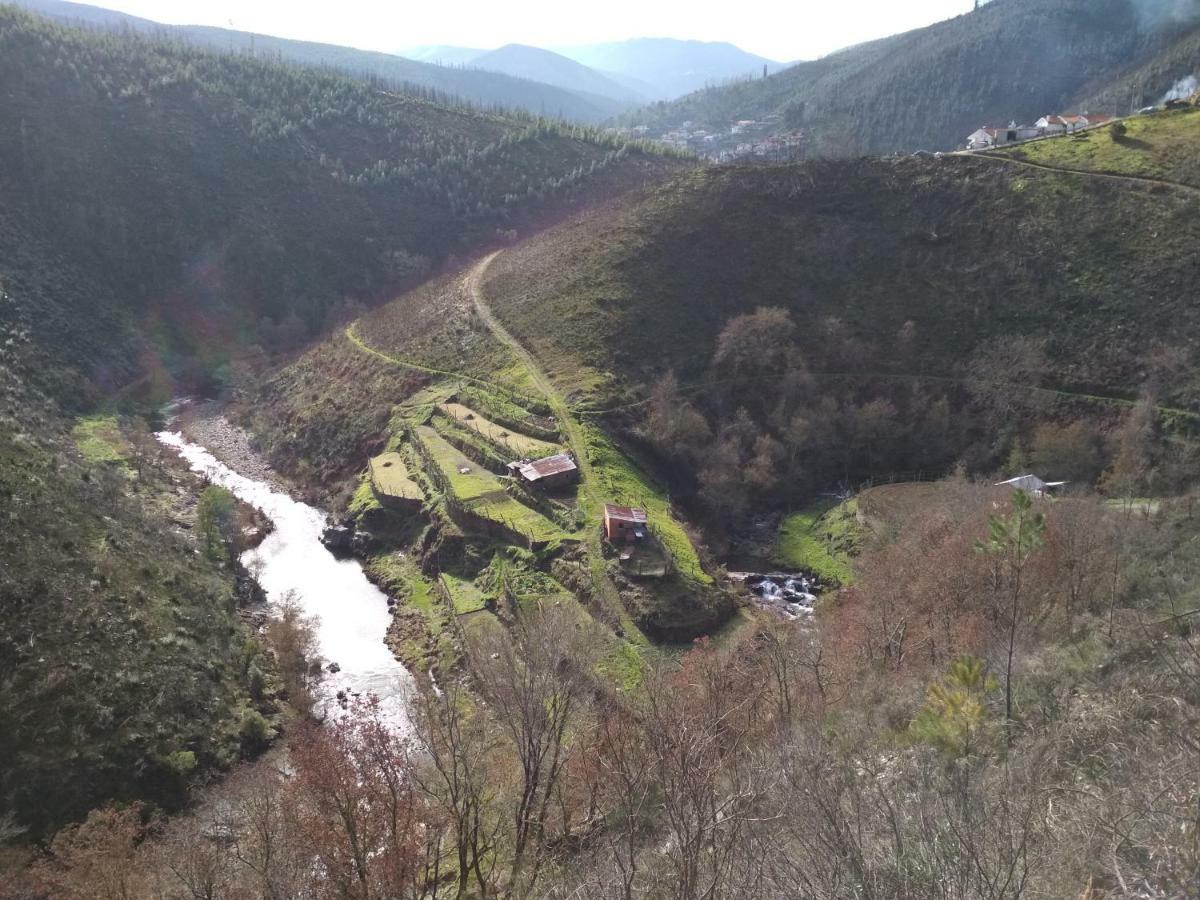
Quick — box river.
[155,430,415,731]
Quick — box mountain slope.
[0,7,687,835]
[462,148,1200,541]
[12,0,627,122]
[626,0,1200,153]
[557,38,785,99]
[471,44,645,105]
[480,153,1200,404]
[0,5,685,400]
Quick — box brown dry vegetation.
[11,485,1200,897]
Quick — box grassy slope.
[480,155,1200,408]
[996,107,1200,187]
[772,501,860,585]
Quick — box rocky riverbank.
[176,401,287,491]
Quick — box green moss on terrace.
[368,451,424,502]
[414,424,567,545]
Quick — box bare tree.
[467,604,598,895]
[411,676,503,896]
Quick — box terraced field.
[439,402,560,458]
[368,451,423,502]
[439,572,489,614]
[414,424,565,545]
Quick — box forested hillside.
[14,0,632,122]
[0,6,686,839]
[65,145,1200,898]
[627,0,1200,153]
[0,5,686,403]
[479,146,1200,539]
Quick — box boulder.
[321,524,354,555]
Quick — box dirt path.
[344,319,529,400]
[959,150,1200,195]
[464,254,638,636]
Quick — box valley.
[2,0,1200,896]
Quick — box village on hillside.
[964,111,1116,150]
[613,114,808,162]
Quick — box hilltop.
[400,37,786,102]
[625,0,1200,154]
[554,38,786,100]
[12,0,633,122]
[470,44,646,105]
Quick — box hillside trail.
[958,150,1200,196]
[464,253,638,638]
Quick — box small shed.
[603,503,648,544]
[509,452,579,490]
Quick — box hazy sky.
[79,0,977,62]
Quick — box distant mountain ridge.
[555,38,786,99]
[401,37,786,101]
[10,0,630,122]
[470,44,646,105]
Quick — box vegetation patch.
[439,572,490,615]
[439,402,559,458]
[585,423,710,584]
[368,451,423,502]
[1000,108,1200,187]
[367,552,453,668]
[772,500,861,585]
[72,415,130,467]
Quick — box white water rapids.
[156,431,414,731]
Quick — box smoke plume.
[1160,73,1198,102]
[1130,0,1200,28]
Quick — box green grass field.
[439,572,490,614]
[999,108,1200,187]
[772,500,861,585]
[439,402,559,458]
[368,451,424,501]
[415,425,566,544]
[72,415,130,466]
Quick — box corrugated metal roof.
[604,503,647,524]
[519,453,577,481]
